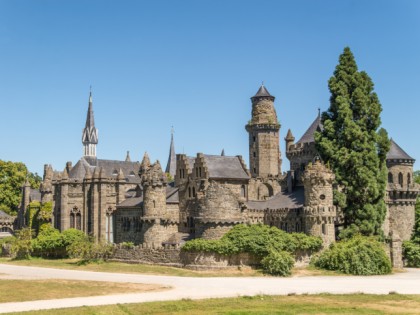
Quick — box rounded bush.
[313,236,392,275]
[261,251,294,276]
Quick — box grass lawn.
[0,279,166,303]
[4,294,420,315]
[0,257,341,277]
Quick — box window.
[398,172,403,186]
[241,185,246,198]
[322,224,327,235]
[192,187,196,197]
[188,187,191,198]
[199,167,202,177]
[408,173,411,186]
[253,152,256,158]
[253,135,256,142]
[253,168,256,174]
[388,172,393,183]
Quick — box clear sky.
[0,0,419,175]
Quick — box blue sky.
[0,0,419,175]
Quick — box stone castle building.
[19,86,419,251]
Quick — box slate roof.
[69,157,141,183]
[29,188,41,202]
[296,114,323,144]
[117,186,179,208]
[387,139,415,161]
[252,85,273,98]
[0,210,13,219]
[246,187,304,210]
[203,155,250,180]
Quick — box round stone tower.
[245,84,281,178]
[302,157,336,246]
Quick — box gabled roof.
[246,187,304,210]
[203,155,249,180]
[68,157,141,183]
[387,139,415,161]
[296,114,323,144]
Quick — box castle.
[18,86,419,253]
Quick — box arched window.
[241,185,246,198]
[388,172,393,183]
[398,172,403,186]
[192,187,196,197]
[188,187,191,198]
[407,173,411,186]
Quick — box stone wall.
[112,244,182,266]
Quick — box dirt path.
[0,264,419,314]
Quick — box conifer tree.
[315,47,390,237]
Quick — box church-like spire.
[165,129,176,178]
[125,151,131,162]
[82,89,98,157]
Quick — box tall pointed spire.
[165,128,176,178]
[125,151,131,162]
[82,89,98,157]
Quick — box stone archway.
[258,183,274,200]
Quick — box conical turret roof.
[251,84,274,100]
[82,91,98,145]
[285,129,295,141]
[387,139,415,162]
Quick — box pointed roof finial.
[252,83,274,100]
[318,107,321,118]
[165,130,176,178]
[125,150,131,162]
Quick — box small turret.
[285,129,295,152]
[139,152,151,176]
[141,161,167,218]
[125,151,131,162]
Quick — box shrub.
[403,241,420,267]
[11,228,34,260]
[312,236,392,275]
[0,236,15,256]
[261,251,294,276]
[67,239,114,263]
[32,225,63,257]
[61,229,88,248]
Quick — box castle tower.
[82,91,98,157]
[165,130,176,179]
[245,84,281,178]
[141,161,177,246]
[285,129,295,153]
[302,157,336,246]
[384,139,419,241]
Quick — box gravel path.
[0,264,419,314]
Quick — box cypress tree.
[315,47,390,237]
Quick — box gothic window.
[70,213,75,229]
[241,185,246,198]
[192,187,196,197]
[322,224,327,235]
[253,152,256,158]
[179,169,182,178]
[388,172,393,183]
[398,172,403,186]
[199,167,202,177]
[76,213,81,230]
[408,173,411,186]
[253,135,256,143]
[188,187,192,198]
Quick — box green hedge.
[182,224,322,257]
[182,224,323,276]
[312,236,392,275]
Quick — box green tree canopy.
[0,160,41,215]
[315,47,390,237]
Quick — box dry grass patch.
[5,294,420,315]
[0,279,167,303]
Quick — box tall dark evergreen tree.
[315,47,390,237]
